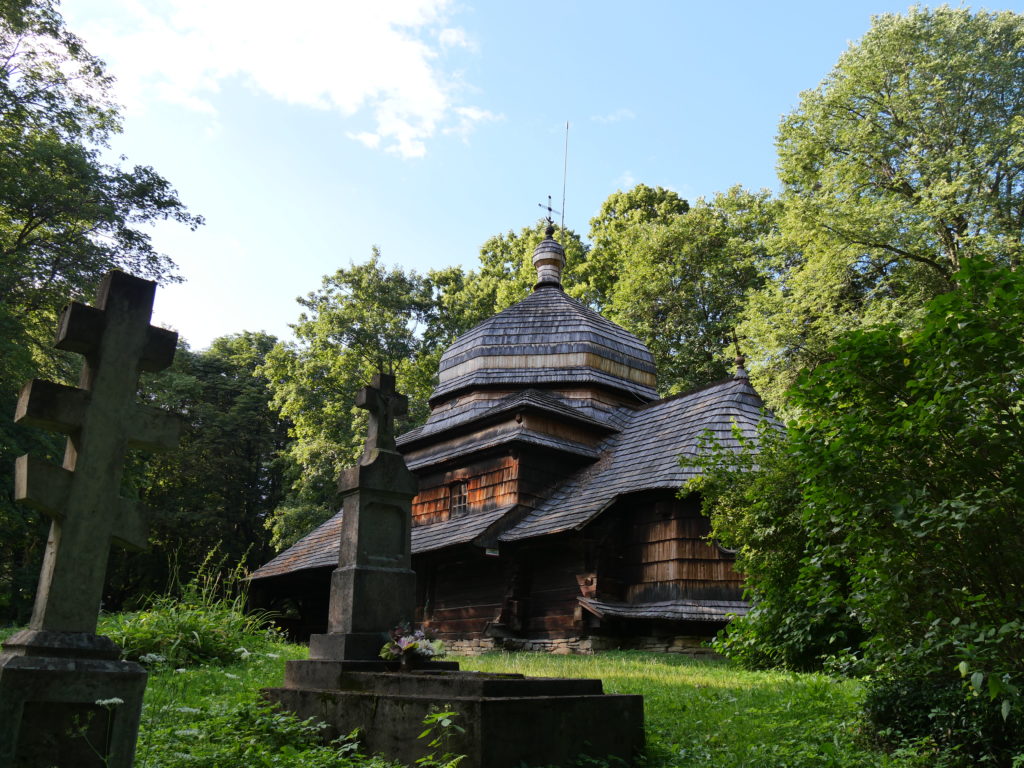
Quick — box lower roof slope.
[499,374,770,542]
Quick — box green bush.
[864,674,1022,767]
[99,551,274,667]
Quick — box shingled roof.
[398,389,616,450]
[250,373,772,581]
[500,374,770,542]
[578,597,750,623]
[249,504,520,580]
[430,285,658,405]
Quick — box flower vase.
[400,653,422,672]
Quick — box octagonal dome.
[431,229,657,406]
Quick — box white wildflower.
[224,672,240,679]
[139,653,166,664]
[175,668,187,674]
[173,728,201,738]
[95,697,124,707]
[234,646,251,660]
[175,706,201,714]
[264,653,280,659]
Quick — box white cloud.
[591,108,636,124]
[69,0,491,159]
[616,171,636,189]
[439,27,476,51]
[444,106,503,141]
[347,132,382,149]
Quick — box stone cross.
[300,372,418,664]
[355,373,407,460]
[14,271,181,634]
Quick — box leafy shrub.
[141,700,397,768]
[99,551,274,667]
[864,674,1022,767]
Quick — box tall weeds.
[99,549,275,667]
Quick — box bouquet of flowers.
[379,622,445,662]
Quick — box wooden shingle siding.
[617,497,743,604]
[412,455,519,525]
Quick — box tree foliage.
[259,252,489,550]
[602,187,777,394]
[694,258,1024,761]
[107,333,290,608]
[0,0,201,622]
[583,184,690,310]
[0,0,201,394]
[743,6,1024,413]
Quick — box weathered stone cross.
[14,271,181,634]
[355,373,407,459]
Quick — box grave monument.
[0,271,181,768]
[265,374,644,767]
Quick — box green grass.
[3,623,920,767]
[135,634,407,767]
[138,643,918,768]
[455,651,917,768]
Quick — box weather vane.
[537,195,562,227]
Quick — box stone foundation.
[445,633,720,657]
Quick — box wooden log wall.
[618,496,744,603]
[418,554,507,639]
[516,535,588,637]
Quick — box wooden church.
[249,226,769,653]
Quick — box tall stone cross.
[303,372,418,663]
[14,271,181,634]
[356,373,407,460]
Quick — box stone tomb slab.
[0,630,146,768]
[264,668,644,767]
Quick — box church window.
[450,481,468,517]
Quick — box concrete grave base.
[264,665,644,767]
[0,629,146,768]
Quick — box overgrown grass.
[5,586,927,768]
[138,643,921,768]
[133,637,408,768]
[99,550,274,667]
[457,652,921,768]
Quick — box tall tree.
[260,252,441,550]
[745,7,1024,411]
[0,0,201,391]
[583,184,690,311]
[105,333,289,607]
[603,187,777,394]
[0,0,200,621]
[695,258,1024,762]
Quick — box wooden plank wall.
[620,496,744,602]
[517,453,585,511]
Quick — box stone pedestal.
[264,668,644,768]
[311,444,419,663]
[0,630,146,768]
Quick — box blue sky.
[64,1,1024,349]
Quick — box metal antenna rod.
[561,121,569,231]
